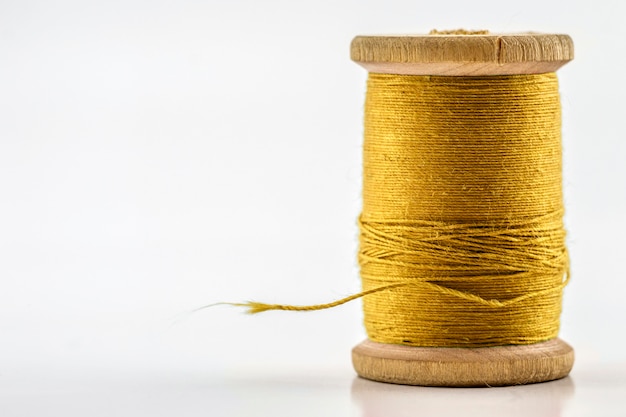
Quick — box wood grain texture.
[351,33,573,75]
[352,338,574,387]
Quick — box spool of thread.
[350,32,574,387]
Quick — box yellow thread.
[238,72,569,348]
[429,29,489,35]
[359,73,568,347]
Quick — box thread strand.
[360,73,568,347]
[231,72,569,349]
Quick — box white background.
[1,0,625,415]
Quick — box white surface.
[1,365,625,417]
[1,0,625,414]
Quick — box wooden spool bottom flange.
[352,338,574,387]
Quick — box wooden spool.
[350,32,575,387]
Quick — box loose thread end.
[234,299,351,314]
[204,273,570,316]
[189,301,283,315]
[236,301,287,314]
[227,287,396,315]
[209,301,332,314]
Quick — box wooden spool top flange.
[351,33,573,75]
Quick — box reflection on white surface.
[352,377,575,417]
[351,364,626,417]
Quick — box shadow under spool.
[350,33,575,387]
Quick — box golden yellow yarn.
[429,29,489,35]
[359,73,568,347]
[239,72,569,349]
